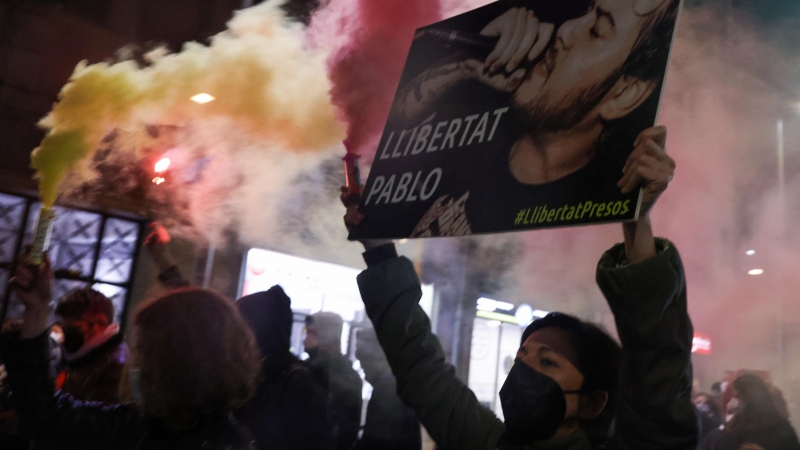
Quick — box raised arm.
[355,245,504,450]
[600,127,698,449]
[2,254,142,444]
[343,188,503,450]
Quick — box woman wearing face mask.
[699,374,800,450]
[1,255,262,450]
[342,127,698,449]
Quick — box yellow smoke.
[31,1,343,208]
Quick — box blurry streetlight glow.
[154,157,171,174]
[191,93,216,104]
[477,297,514,312]
[487,320,502,327]
[746,250,756,256]
[749,269,764,276]
[152,177,165,185]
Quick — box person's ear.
[598,76,657,121]
[578,390,609,420]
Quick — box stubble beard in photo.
[510,72,618,137]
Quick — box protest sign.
[350,0,682,239]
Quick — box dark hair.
[727,373,789,437]
[55,287,114,323]
[521,313,622,445]
[620,0,680,82]
[132,288,261,422]
[595,0,680,177]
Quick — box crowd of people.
[0,126,798,450]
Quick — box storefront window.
[0,192,144,327]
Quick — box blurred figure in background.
[699,373,800,450]
[0,320,26,450]
[710,382,723,409]
[54,288,128,403]
[305,312,362,450]
[236,286,333,450]
[3,254,262,449]
[143,223,190,290]
[354,328,421,450]
[695,393,723,441]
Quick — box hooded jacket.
[355,239,698,450]
[235,286,333,450]
[306,311,363,450]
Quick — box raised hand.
[618,126,675,218]
[10,251,54,338]
[143,222,176,271]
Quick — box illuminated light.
[191,93,216,104]
[692,333,712,355]
[487,320,502,327]
[477,297,514,312]
[533,309,550,319]
[476,310,517,324]
[152,177,165,185]
[399,239,409,244]
[749,269,764,276]
[154,158,171,173]
[746,250,756,256]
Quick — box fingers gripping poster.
[350,0,682,240]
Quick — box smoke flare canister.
[343,153,362,196]
[30,207,56,266]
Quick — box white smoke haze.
[479,5,800,408]
[36,0,800,405]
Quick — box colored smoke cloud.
[308,0,444,158]
[32,1,342,208]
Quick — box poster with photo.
[350,0,682,240]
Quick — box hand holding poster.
[349,0,682,240]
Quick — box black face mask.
[63,329,85,354]
[499,359,582,444]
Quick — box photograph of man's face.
[513,0,674,137]
[353,0,681,239]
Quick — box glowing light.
[399,239,409,244]
[692,333,712,355]
[154,158,171,173]
[190,93,216,104]
[477,297,514,312]
[749,269,764,276]
[746,250,756,256]
[487,320,502,327]
[152,177,165,185]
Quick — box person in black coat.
[304,312,363,450]
[236,286,333,450]
[695,393,723,441]
[354,328,421,450]
[1,254,262,450]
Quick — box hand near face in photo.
[470,7,555,92]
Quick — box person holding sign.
[355,0,681,239]
[343,126,697,449]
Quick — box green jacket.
[356,239,698,450]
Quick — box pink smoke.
[309,0,444,159]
